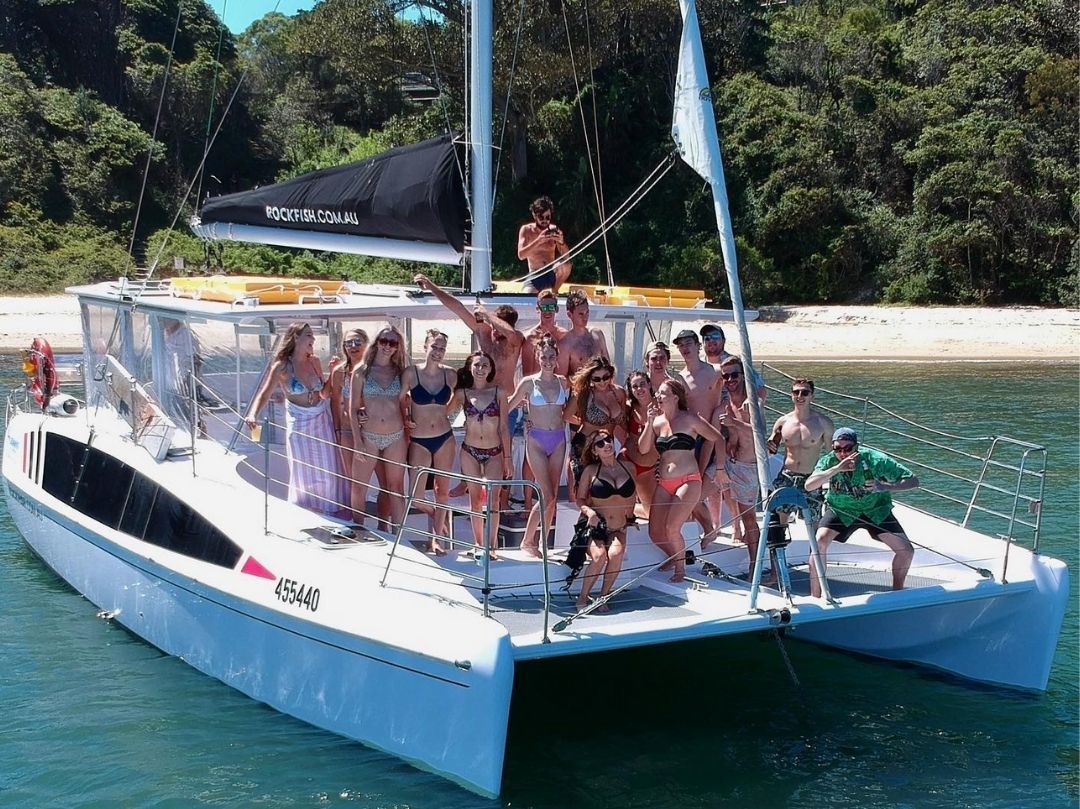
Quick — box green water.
[1,358,1076,807]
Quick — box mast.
[469,0,493,292]
[673,0,772,501]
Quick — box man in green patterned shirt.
[805,427,920,598]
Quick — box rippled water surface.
[1,356,1076,807]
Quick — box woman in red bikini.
[638,378,725,582]
[622,370,658,519]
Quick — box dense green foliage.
[0,0,1074,304]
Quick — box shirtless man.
[518,196,573,294]
[413,273,524,393]
[557,290,609,379]
[764,378,834,547]
[720,355,763,572]
[521,290,568,376]
[699,323,765,400]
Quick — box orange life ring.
[26,337,58,409]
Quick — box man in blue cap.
[805,427,920,597]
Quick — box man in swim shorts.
[518,196,572,293]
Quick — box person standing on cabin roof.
[763,378,834,548]
[557,290,609,379]
[518,196,572,294]
[805,427,920,597]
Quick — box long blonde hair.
[360,326,407,374]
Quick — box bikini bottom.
[528,426,566,457]
[462,442,503,465]
[365,429,404,451]
[411,430,454,457]
[656,472,702,496]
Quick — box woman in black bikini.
[575,430,637,610]
[566,355,626,503]
[403,329,457,554]
[451,351,512,559]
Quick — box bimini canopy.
[190,135,467,265]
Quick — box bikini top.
[411,372,453,406]
[585,395,619,427]
[363,372,401,398]
[464,389,500,421]
[286,362,322,396]
[589,462,636,499]
[627,407,645,437]
[529,377,567,407]
[655,432,696,454]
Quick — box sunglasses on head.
[591,373,612,383]
[377,337,399,348]
[722,371,742,380]
[792,389,812,397]
[833,442,857,453]
[538,303,558,313]
[344,338,365,349]
[702,333,723,342]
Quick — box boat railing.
[760,365,1048,568]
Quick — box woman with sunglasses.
[639,378,725,582]
[402,329,457,554]
[507,335,570,558]
[328,328,372,520]
[574,430,636,611]
[245,322,347,515]
[451,351,512,559]
[350,327,408,530]
[566,356,626,503]
[622,370,659,518]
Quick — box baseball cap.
[699,323,725,340]
[832,427,858,444]
[674,329,699,343]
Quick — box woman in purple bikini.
[451,351,512,559]
[507,335,570,558]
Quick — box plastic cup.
[250,424,262,442]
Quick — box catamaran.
[1,0,1068,797]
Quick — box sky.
[219,0,318,34]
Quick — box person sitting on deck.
[518,196,573,294]
[805,427,920,597]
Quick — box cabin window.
[71,447,133,530]
[118,474,157,539]
[141,486,242,568]
[41,433,84,504]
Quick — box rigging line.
[581,0,614,287]
[510,151,676,283]
[559,0,609,282]
[126,0,184,268]
[194,0,230,209]
[491,0,528,208]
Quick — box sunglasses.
[722,371,742,380]
[593,437,613,448]
[377,337,399,348]
[833,443,857,454]
[344,338,366,348]
[538,304,558,314]
[792,389,812,397]
[591,373,612,383]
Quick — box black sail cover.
[197,135,467,252]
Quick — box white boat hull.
[3,470,514,797]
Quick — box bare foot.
[669,572,686,583]
[700,528,722,550]
[594,601,610,613]
[519,542,544,559]
[658,559,674,572]
[428,540,447,556]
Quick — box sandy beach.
[0,294,1076,361]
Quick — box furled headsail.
[190,134,467,265]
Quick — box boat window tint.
[118,474,157,538]
[71,447,133,529]
[41,433,84,504]
[142,488,242,568]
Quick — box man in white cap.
[805,427,920,597]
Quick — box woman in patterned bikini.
[245,322,346,515]
[402,329,457,554]
[507,335,570,558]
[451,351,512,559]
[350,326,408,530]
[638,378,725,583]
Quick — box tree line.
[0,0,1075,305]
